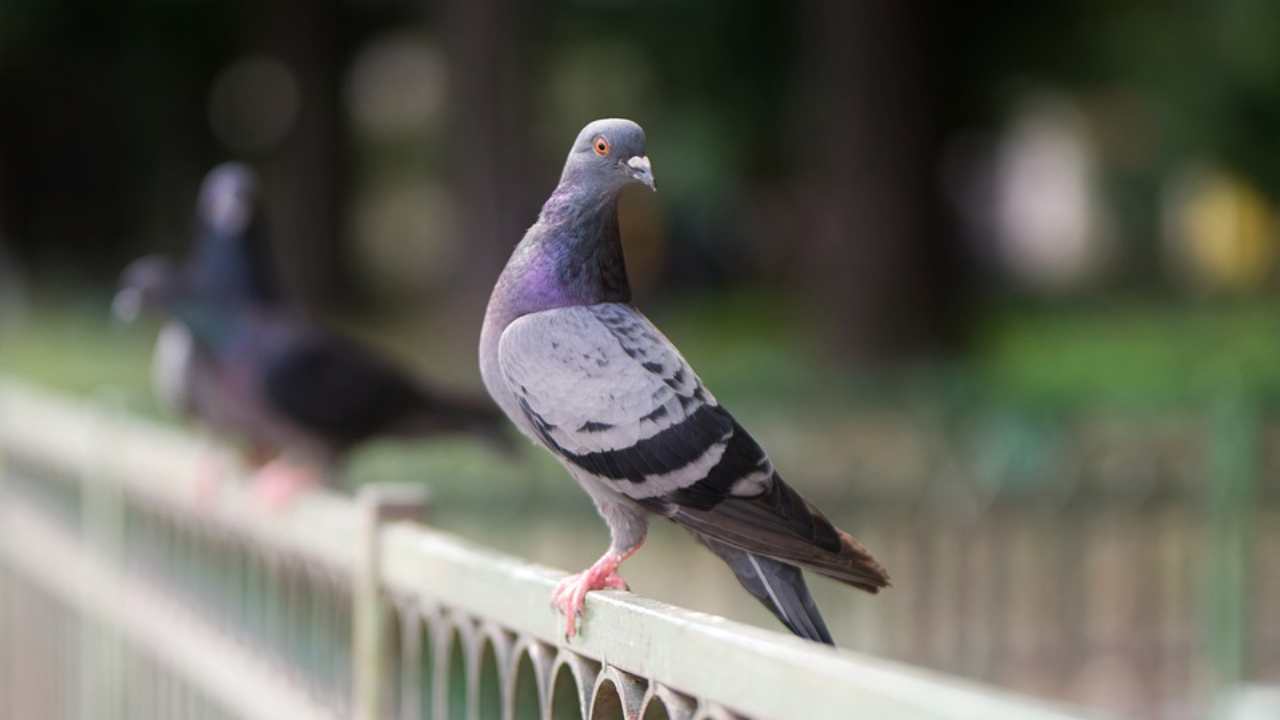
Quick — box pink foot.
[250,460,320,510]
[551,545,639,640]
[192,454,226,507]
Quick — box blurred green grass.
[0,294,159,403]
[975,299,1280,409]
[10,291,1280,410]
[3,290,1278,512]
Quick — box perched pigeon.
[113,163,284,431]
[116,162,512,505]
[480,119,889,644]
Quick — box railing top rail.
[0,377,1100,720]
[0,378,360,570]
[378,523,1090,720]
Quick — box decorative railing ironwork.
[0,378,1095,719]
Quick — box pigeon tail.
[657,474,890,595]
[768,476,890,592]
[698,535,834,645]
[814,526,892,592]
[393,393,516,455]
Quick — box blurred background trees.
[6,1,1280,355]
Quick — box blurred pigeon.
[480,119,889,644]
[116,162,512,505]
[114,162,282,428]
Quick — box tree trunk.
[442,0,539,310]
[792,1,963,362]
[253,0,350,310]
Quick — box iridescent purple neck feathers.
[493,179,632,318]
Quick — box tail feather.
[814,528,890,591]
[658,476,890,593]
[396,392,517,454]
[698,535,834,644]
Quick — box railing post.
[80,394,129,720]
[1206,389,1258,712]
[354,482,429,720]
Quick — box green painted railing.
[0,378,1103,719]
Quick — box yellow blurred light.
[1172,170,1277,292]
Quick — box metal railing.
[0,378,1096,719]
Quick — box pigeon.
[116,162,512,505]
[113,163,283,429]
[480,119,889,644]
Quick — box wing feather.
[499,303,747,498]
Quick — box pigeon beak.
[112,288,142,324]
[626,155,656,191]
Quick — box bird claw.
[549,556,629,640]
[250,460,319,510]
[192,454,227,508]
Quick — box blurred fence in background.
[0,377,1092,720]
[785,397,1280,719]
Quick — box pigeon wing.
[498,303,759,499]
[261,329,431,448]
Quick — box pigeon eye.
[593,136,610,157]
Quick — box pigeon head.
[559,118,655,193]
[113,255,182,323]
[189,161,282,305]
[197,162,260,237]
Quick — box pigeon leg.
[250,458,320,510]
[191,431,236,507]
[550,542,641,640]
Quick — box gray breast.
[151,321,195,416]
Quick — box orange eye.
[593,136,610,156]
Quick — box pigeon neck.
[520,183,632,308]
[170,294,241,352]
[188,222,283,306]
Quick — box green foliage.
[0,296,158,411]
[12,291,1280,416]
[975,299,1280,409]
